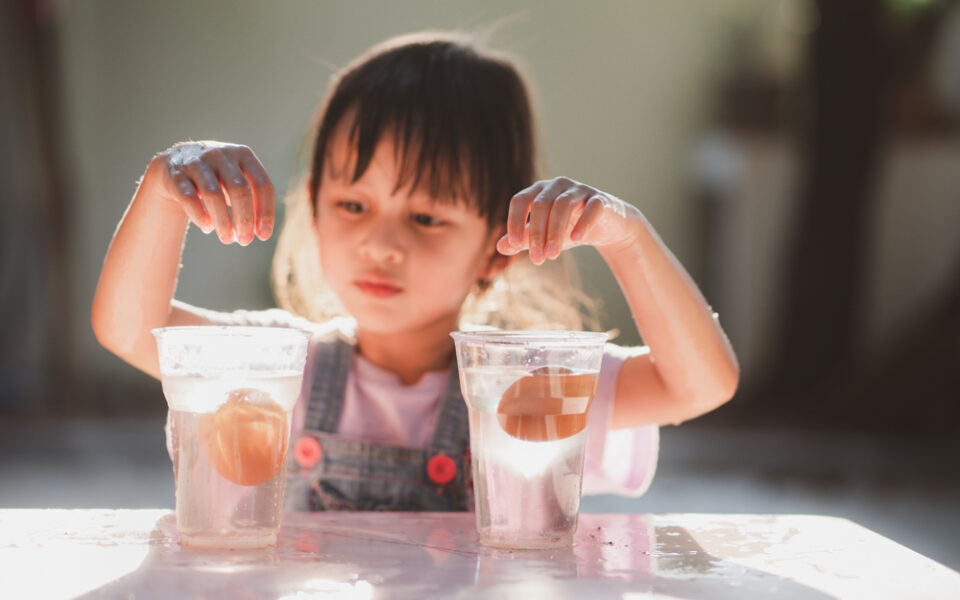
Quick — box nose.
[357,219,404,265]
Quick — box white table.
[1,510,958,599]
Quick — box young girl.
[92,32,738,511]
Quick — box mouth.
[354,277,403,298]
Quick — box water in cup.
[165,377,299,548]
[154,327,309,550]
[464,367,598,548]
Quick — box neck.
[355,315,458,386]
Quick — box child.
[92,32,738,511]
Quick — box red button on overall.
[427,454,456,485]
[294,436,322,468]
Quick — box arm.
[596,211,739,427]
[91,142,275,379]
[497,177,739,428]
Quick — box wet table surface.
[2,510,958,599]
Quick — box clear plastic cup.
[451,330,607,549]
[153,326,310,549]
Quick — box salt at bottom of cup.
[181,530,280,551]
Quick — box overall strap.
[428,362,470,456]
[304,337,353,432]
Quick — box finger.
[496,231,525,256]
[544,188,587,259]
[238,150,275,240]
[210,151,254,246]
[171,171,212,233]
[570,195,605,242]
[186,160,234,244]
[506,181,543,247]
[527,181,568,265]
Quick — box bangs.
[309,34,535,230]
[339,107,473,211]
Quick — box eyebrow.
[324,174,476,217]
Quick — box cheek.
[317,228,348,282]
[419,242,487,288]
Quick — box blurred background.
[2,0,959,572]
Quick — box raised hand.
[145,141,275,246]
[495,177,641,264]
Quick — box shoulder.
[193,307,356,344]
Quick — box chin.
[350,307,455,338]
[353,317,423,337]
[341,302,410,335]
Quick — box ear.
[480,250,514,284]
[478,228,515,284]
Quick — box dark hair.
[274,32,599,332]
[307,32,536,231]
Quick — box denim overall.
[285,336,471,511]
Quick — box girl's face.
[314,130,505,337]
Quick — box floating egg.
[497,367,598,442]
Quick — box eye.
[336,200,366,214]
[411,213,445,227]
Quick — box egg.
[199,388,289,486]
[497,367,598,442]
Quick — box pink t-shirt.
[179,308,659,497]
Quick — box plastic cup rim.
[151,325,311,342]
[450,329,608,346]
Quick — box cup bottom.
[479,530,574,550]
[180,529,278,550]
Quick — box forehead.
[321,119,476,210]
[322,123,392,184]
